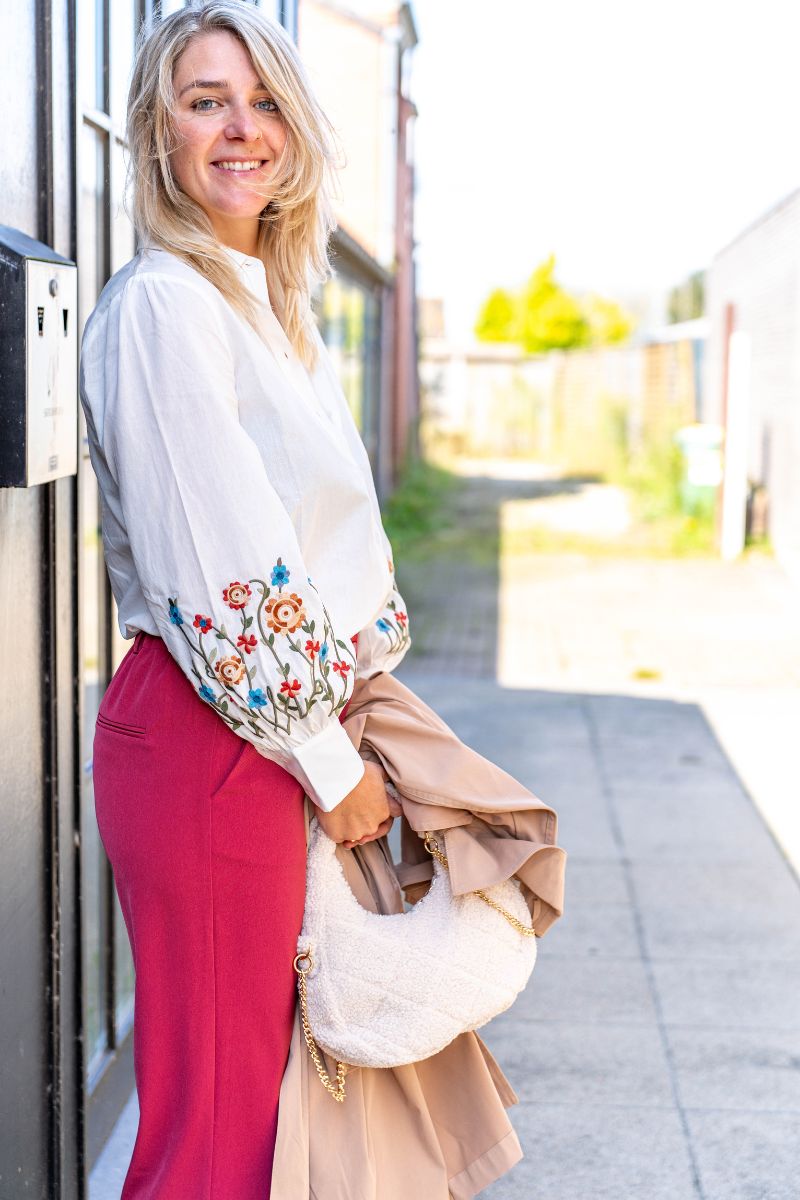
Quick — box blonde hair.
[125,0,343,370]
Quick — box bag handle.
[422,833,537,938]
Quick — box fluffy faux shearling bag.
[293,811,538,1099]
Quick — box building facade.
[0,2,417,1195]
[705,189,800,577]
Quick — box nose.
[223,102,261,143]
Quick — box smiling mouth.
[211,160,269,174]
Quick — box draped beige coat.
[270,671,567,1199]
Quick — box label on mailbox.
[26,259,78,485]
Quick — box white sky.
[411,0,800,340]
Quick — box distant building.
[705,188,800,576]
[298,0,420,494]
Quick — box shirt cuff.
[283,720,366,812]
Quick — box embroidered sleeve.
[101,273,365,811]
[355,557,412,679]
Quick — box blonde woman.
[79,3,409,1195]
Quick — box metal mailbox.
[0,224,78,487]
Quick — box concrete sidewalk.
[400,670,800,1200]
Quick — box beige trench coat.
[270,671,567,1199]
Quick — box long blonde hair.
[125,0,343,370]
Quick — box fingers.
[342,814,395,850]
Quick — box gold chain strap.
[422,832,537,938]
[293,951,347,1102]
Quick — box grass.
[381,453,470,561]
[383,442,719,565]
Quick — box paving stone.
[686,1110,800,1200]
[559,857,630,905]
[668,1027,800,1111]
[482,1103,699,1200]
[652,957,800,1030]
[538,900,641,959]
[631,861,800,961]
[482,1020,674,1107]
[512,952,657,1026]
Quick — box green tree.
[474,255,634,353]
[475,287,517,342]
[583,294,634,345]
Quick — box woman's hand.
[314,760,402,848]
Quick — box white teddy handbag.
[293,812,538,1101]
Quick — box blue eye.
[191,97,280,113]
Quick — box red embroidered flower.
[305,639,320,658]
[332,661,351,676]
[280,678,302,697]
[223,581,251,609]
[237,633,258,655]
[396,611,408,626]
[193,614,213,634]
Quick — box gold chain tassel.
[422,833,537,938]
[293,951,348,1102]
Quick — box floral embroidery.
[373,588,411,656]
[223,581,252,609]
[167,556,356,741]
[272,560,291,587]
[214,654,247,686]
[266,592,306,635]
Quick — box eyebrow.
[178,78,269,97]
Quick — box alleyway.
[91,464,800,1200]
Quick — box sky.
[410,0,800,342]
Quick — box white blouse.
[78,243,411,811]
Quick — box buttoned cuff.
[283,720,366,812]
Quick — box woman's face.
[170,29,288,254]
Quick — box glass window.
[110,4,137,125]
[319,273,381,470]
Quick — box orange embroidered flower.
[237,633,258,655]
[214,654,246,686]
[305,639,320,658]
[396,611,408,626]
[332,660,351,676]
[265,592,306,634]
[223,581,252,609]
[280,678,302,697]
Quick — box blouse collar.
[219,243,271,307]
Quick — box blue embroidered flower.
[271,560,290,588]
[376,617,391,633]
[169,601,184,626]
[198,683,216,702]
[248,687,268,708]
[319,641,329,663]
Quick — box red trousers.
[94,629,355,1198]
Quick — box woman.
[79,3,409,1195]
